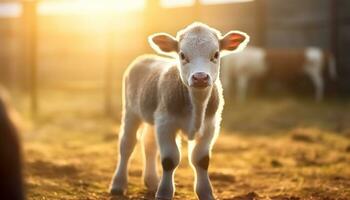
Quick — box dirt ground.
[17,90,350,200]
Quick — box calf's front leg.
[155,119,180,200]
[190,122,216,200]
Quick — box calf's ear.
[148,33,178,57]
[220,31,249,55]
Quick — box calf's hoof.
[155,188,173,200]
[197,193,215,200]
[109,174,127,196]
[110,187,126,196]
[144,175,159,192]
[109,180,127,196]
[155,196,173,200]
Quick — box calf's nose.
[191,72,210,88]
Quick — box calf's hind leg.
[110,111,141,195]
[142,124,159,192]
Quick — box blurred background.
[0,0,349,199]
[1,0,349,116]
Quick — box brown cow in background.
[0,87,24,200]
[221,46,337,102]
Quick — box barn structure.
[0,0,349,113]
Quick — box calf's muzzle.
[191,72,210,88]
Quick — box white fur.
[110,23,249,200]
[304,47,324,101]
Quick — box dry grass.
[16,90,350,200]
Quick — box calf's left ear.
[148,33,178,57]
[220,31,249,54]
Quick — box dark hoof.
[156,197,172,200]
[198,194,215,200]
[110,188,126,196]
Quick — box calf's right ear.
[148,33,178,57]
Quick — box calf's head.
[149,23,249,89]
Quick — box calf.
[0,87,24,200]
[221,46,337,102]
[109,23,249,200]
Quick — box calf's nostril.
[203,74,209,81]
[193,72,209,82]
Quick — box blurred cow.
[0,87,24,200]
[221,46,337,102]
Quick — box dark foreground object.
[0,91,24,200]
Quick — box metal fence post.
[22,0,38,117]
[105,13,115,117]
[255,0,266,47]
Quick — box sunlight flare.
[38,0,144,15]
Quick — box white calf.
[221,46,337,102]
[109,22,249,200]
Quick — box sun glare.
[161,0,254,8]
[38,0,145,15]
[0,0,255,17]
[201,0,254,5]
[0,3,21,18]
[161,0,195,8]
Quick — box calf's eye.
[211,51,219,62]
[180,52,186,60]
[214,51,219,59]
[179,52,189,63]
